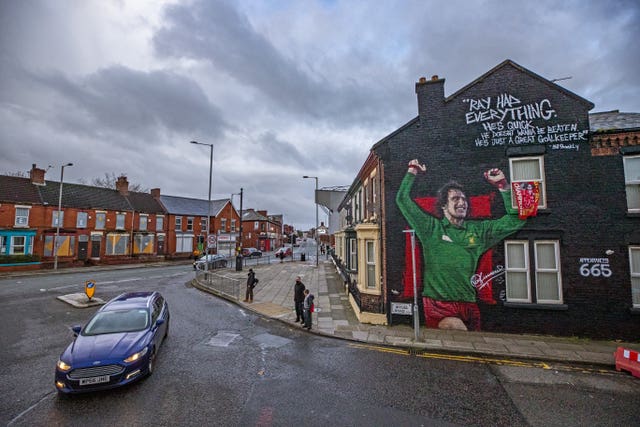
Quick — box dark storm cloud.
[152,0,399,127]
[27,65,228,142]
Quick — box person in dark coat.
[293,276,306,323]
[244,268,257,302]
[303,289,315,330]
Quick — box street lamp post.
[302,175,319,266]
[54,162,73,270]
[232,188,243,271]
[191,141,213,274]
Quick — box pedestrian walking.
[303,289,314,330]
[244,268,257,303]
[293,276,306,323]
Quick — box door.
[157,234,165,255]
[90,235,101,258]
[78,235,89,261]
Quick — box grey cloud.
[153,0,404,128]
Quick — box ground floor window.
[176,234,194,253]
[44,235,75,257]
[134,234,155,254]
[505,239,562,304]
[349,238,357,271]
[629,246,640,308]
[0,233,35,257]
[366,240,376,289]
[106,233,130,255]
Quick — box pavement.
[192,256,640,370]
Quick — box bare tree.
[79,172,148,192]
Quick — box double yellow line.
[348,342,613,374]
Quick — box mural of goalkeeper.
[396,159,527,331]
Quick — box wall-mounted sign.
[391,302,413,315]
[85,280,96,300]
[579,258,612,278]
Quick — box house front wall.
[372,62,638,340]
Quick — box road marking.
[7,391,55,426]
[348,343,551,369]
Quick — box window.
[261,223,265,232]
[349,238,357,271]
[509,156,546,209]
[254,221,259,230]
[139,215,148,231]
[0,236,5,254]
[15,206,30,227]
[106,233,129,255]
[52,211,64,227]
[231,219,236,232]
[200,218,207,230]
[505,240,562,304]
[116,213,125,230]
[623,155,640,212]
[175,234,193,253]
[630,246,640,308]
[77,212,88,228]
[156,215,164,231]
[134,234,154,254]
[95,212,106,230]
[365,240,376,288]
[175,216,182,230]
[44,235,74,256]
[187,217,194,231]
[11,236,26,254]
[221,218,227,231]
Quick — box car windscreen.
[82,309,150,335]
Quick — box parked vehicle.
[274,247,292,258]
[193,254,228,270]
[242,248,262,257]
[55,292,170,395]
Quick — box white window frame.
[623,155,640,212]
[15,206,30,227]
[11,235,26,254]
[186,217,194,231]
[175,216,182,230]
[509,156,547,209]
[534,240,563,304]
[505,240,531,302]
[221,218,227,231]
[505,239,562,304]
[231,219,236,232]
[349,238,357,271]
[76,212,88,228]
[365,240,376,289]
[630,246,640,308]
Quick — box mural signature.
[470,265,505,290]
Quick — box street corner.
[56,292,106,308]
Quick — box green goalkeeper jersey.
[396,173,526,302]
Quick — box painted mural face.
[443,189,468,225]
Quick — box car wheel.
[147,348,156,376]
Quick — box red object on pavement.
[614,347,640,378]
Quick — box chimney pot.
[431,75,439,81]
[419,76,427,84]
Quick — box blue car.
[55,291,170,395]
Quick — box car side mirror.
[155,318,165,327]
[72,325,82,336]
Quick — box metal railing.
[194,269,242,300]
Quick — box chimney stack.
[116,175,129,196]
[29,164,46,185]
[151,188,161,199]
[415,74,445,122]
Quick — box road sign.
[85,280,96,300]
[207,235,217,245]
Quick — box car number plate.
[79,375,110,386]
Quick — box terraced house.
[334,60,640,340]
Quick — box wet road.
[1,266,638,426]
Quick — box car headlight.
[57,359,72,371]
[124,346,148,363]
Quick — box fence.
[194,270,242,300]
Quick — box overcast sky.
[1,0,638,230]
